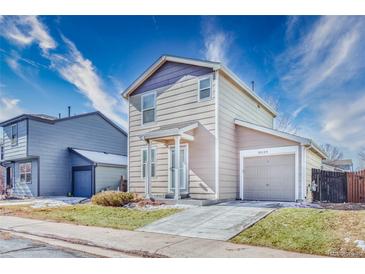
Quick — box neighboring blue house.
[0,111,128,198]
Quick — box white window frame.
[19,162,32,184]
[141,91,156,125]
[11,124,18,146]
[141,147,157,179]
[197,75,213,102]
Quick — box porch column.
[174,135,181,200]
[145,140,152,199]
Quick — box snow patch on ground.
[354,240,365,251]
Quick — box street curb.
[0,228,168,258]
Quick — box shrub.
[91,191,140,207]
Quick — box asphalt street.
[0,231,97,258]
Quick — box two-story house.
[122,55,327,202]
[0,111,128,197]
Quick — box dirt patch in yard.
[316,203,365,210]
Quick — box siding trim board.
[214,70,220,199]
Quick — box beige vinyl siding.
[128,73,216,199]
[306,149,323,201]
[218,73,276,199]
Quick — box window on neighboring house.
[11,124,18,146]
[198,77,212,101]
[142,148,156,178]
[19,162,32,184]
[0,146,3,160]
[141,93,156,124]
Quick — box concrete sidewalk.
[0,216,318,258]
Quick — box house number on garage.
[258,150,269,155]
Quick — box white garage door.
[243,154,295,201]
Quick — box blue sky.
[0,16,364,167]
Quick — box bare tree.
[321,143,344,161]
[359,148,365,168]
[359,147,365,161]
[264,95,299,134]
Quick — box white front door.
[169,145,188,193]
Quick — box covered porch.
[140,121,198,201]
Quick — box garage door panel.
[243,154,295,201]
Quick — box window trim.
[19,162,32,184]
[141,91,156,125]
[11,124,18,146]
[197,75,213,102]
[141,147,157,179]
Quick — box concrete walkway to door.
[138,202,275,240]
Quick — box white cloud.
[49,35,128,129]
[201,17,232,64]
[0,16,128,130]
[320,92,365,150]
[0,96,23,121]
[278,16,365,97]
[278,16,365,163]
[0,16,56,53]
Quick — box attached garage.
[241,147,297,201]
[69,148,127,198]
[235,119,327,202]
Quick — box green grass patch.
[231,208,365,257]
[0,204,181,231]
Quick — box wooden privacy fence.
[347,170,365,203]
[312,169,347,203]
[312,169,365,203]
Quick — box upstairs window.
[11,124,18,146]
[142,148,156,178]
[141,93,156,124]
[19,162,32,184]
[0,146,3,160]
[198,76,212,101]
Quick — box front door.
[6,167,12,189]
[169,145,188,193]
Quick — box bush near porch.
[91,191,141,207]
[231,208,365,257]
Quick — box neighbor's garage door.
[243,154,295,201]
[73,166,93,198]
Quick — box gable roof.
[121,55,277,117]
[69,148,127,166]
[0,114,57,127]
[234,118,327,159]
[0,111,127,136]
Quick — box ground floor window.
[19,162,32,184]
[142,148,156,178]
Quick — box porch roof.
[140,121,199,141]
[69,148,127,166]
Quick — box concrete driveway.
[138,201,276,240]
